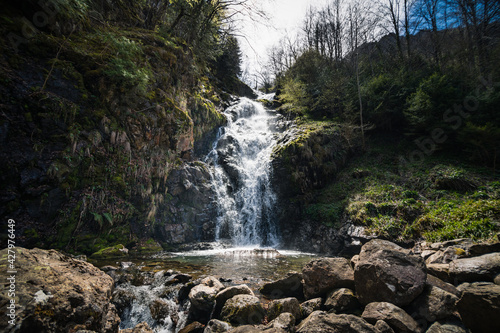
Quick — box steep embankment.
[272,121,500,255]
[0,4,249,255]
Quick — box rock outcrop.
[0,248,119,333]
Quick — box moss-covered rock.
[90,244,129,259]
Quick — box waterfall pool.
[91,247,317,333]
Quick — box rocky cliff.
[271,121,363,254]
[0,6,240,255]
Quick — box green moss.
[90,244,128,259]
[415,199,499,241]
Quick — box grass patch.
[304,134,500,242]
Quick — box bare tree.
[450,0,500,72]
[417,0,443,66]
[347,0,378,148]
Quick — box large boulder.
[456,282,500,333]
[361,302,420,333]
[214,285,254,317]
[296,311,378,333]
[406,285,458,323]
[449,253,500,283]
[324,288,360,314]
[267,298,302,323]
[354,240,427,306]
[220,295,265,326]
[259,272,304,299]
[0,248,120,333]
[302,258,354,299]
[189,277,225,312]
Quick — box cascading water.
[206,97,280,247]
[114,96,294,333]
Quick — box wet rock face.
[156,162,218,244]
[354,239,427,307]
[270,123,360,255]
[0,248,119,333]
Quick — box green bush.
[305,202,343,227]
[103,34,152,95]
[405,73,460,132]
[458,122,500,167]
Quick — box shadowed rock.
[354,240,427,306]
[302,258,354,299]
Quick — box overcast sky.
[236,0,331,85]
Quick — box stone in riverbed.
[179,321,205,333]
[302,258,354,299]
[267,297,302,323]
[259,271,304,299]
[354,239,427,307]
[425,319,468,333]
[204,319,232,333]
[189,276,225,312]
[213,285,254,318]
[265,312,296,332]
[121,322,154,333]
[405,285,458,323]
[324,288,360,314]
[220,294,265,326]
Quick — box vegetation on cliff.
[0,0,250,254]
[269,0,500,245]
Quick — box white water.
[206,98,280,247]
[118,271,189,333]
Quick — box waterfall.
[206,97,280,247]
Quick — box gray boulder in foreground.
[0,248,119,333]
[354,240,427,307]
[302,258,354,299]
